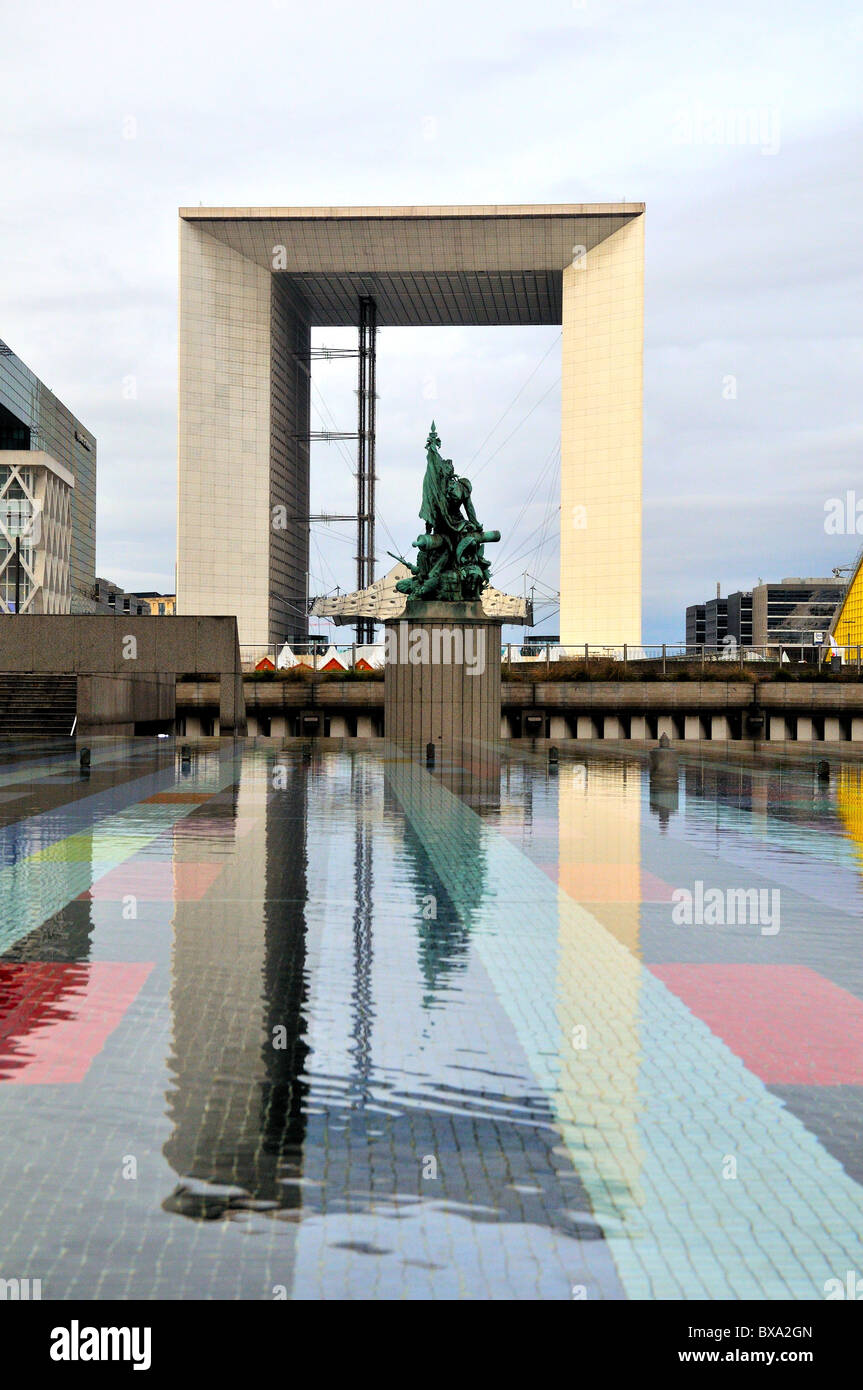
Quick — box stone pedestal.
[384,601,502,757]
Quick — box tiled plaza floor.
[1,738,863,1298]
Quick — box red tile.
[0,962,153,1084]
[650,963,863,1084]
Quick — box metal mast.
[356,296,377,645]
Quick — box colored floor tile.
[649,963,863,1084]
[0,960,153,1083]
[0,739,860,1299]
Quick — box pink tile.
[81,861,224,902]
[650,963,863,1084]
[539,862,675,901]
[0,962,154,1084]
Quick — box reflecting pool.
[1,739,863,1299]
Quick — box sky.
[1,0,861,641]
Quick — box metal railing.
[239,642,863,674]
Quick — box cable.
[472,380,560,482]
[492,498,562,584]
[468,334,561,472]
[526,453,561,580]
[492,440,560,571]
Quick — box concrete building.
[0,338,96,602]
[135,591,176,615]
[85,577,148,616]
[176,204,645,650]
[686,589,752,649]
[685,603,706,649]
[77,582,177,617]
[0,451,73,613]
[704,597,728,648]
[685,596,727,648]
[751,578,846,647]
[727,589,753,647]
[0,615,245,736]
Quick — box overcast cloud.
[1,0,861,640]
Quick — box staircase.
[0,674,77,741]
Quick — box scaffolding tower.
[355,297,377,645]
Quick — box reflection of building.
[0,338,96,603]
[557,759,642,955]
[163,753,308,1217]
[752,577,845,646]
[555,758,645,1206]
[837,766,863,872]
[0,452,73,612]
[176,204,644,649]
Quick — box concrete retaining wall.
[0,615,246,735]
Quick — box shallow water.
[1,740,862,1299]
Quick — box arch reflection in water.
[163,752,309,1220]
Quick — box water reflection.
[383,744,496,1005]
[147,741,863,1296]
[7,740,863,1295]
[163,754,309,1219]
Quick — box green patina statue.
[388,422,500,603]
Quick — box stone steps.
[0,674,77,739]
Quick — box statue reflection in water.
[160,741,499,1224]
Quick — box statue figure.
[389,422,500,603]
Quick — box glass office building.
[0,338,96,600]
[751,578,846,647]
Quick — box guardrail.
[239,642,863,674]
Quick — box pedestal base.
[384,601,502,755]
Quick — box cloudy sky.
[2,0,861,640]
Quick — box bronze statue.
[389,423,500,602]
